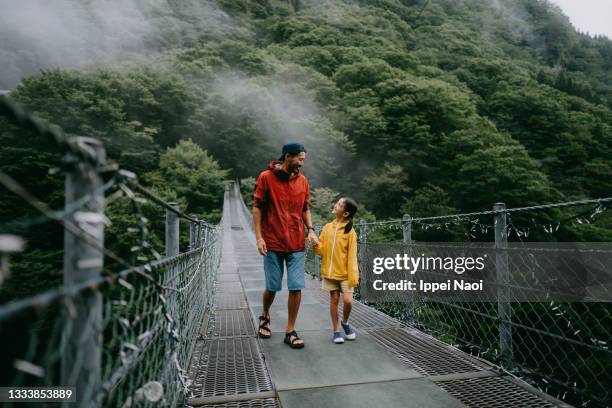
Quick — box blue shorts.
[263,251,306,292]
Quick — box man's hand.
[257,238,267,256]
[308,230,320,246]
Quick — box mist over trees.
[2,0,612,296]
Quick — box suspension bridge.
[0,95,611,407]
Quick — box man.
[253,142,319,349]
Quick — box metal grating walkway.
[215,293,249,310]
[193,337,273,397]
[196,399,280,408]
[210,309,256,337]
[186,183,570,408]
[367,327,492,376]
[436,376,557,408]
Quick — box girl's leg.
[340,291,356,340]
[330,290,340,332]
[342,291,353,324]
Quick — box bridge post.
[199,220,203,249]
[196,221,201,248]
[196,221,202,248]
[61,137,105,404]
[402,214,415,321]
[189,216,197,250]
[358,219,368,298]
[198,222,206,305]
[494,202,513,368]
[402,214,412,245]
[165,203,180,257]
[202,223,213,305]
[0,235,24,287]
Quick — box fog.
[0,0,237,89]
[210,69,354,187]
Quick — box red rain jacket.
[253,160,311,253]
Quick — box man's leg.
[262,289,276,316]
[260,289,276,336]
[285,251,306,346]
[261,251,282,337]
[287,289,302,333]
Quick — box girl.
[314,197,359,343]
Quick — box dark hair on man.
[341,197,358,234]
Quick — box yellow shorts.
[322,278,353,293]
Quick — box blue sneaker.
[333,331,344,344]
[341,320,356,340]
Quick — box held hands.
[257,238,267,256]
[308,229,320,246]
[257,230,318,255]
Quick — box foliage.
[3,0,612,291]
[239,177,257,209]
[146,139,228,221]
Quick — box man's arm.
[253,206,267,256]
[302,210,319,245]
[253,174,268,256]
[302,181,318,246]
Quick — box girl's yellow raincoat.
[313,219,359,287]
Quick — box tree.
[401,185,464,241]
[362,162,411,219]
[453,144,559,210]
[145,139,229,221]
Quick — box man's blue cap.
[279,142,306,161]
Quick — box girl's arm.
[313,225,326,256]
[347,230,359,287]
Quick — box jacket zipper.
[328,222,339,279]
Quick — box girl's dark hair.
[341,197,358,234]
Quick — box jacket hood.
[268,160,300,181]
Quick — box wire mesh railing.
[0,95,223,407]
[306,200,612,408]
[0,235,221,406]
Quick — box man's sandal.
[258,315,271,339]
[284,330,305,349]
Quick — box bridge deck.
[186,185,568,408]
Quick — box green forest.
[3,0,612,296]
[2,0,612,293]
